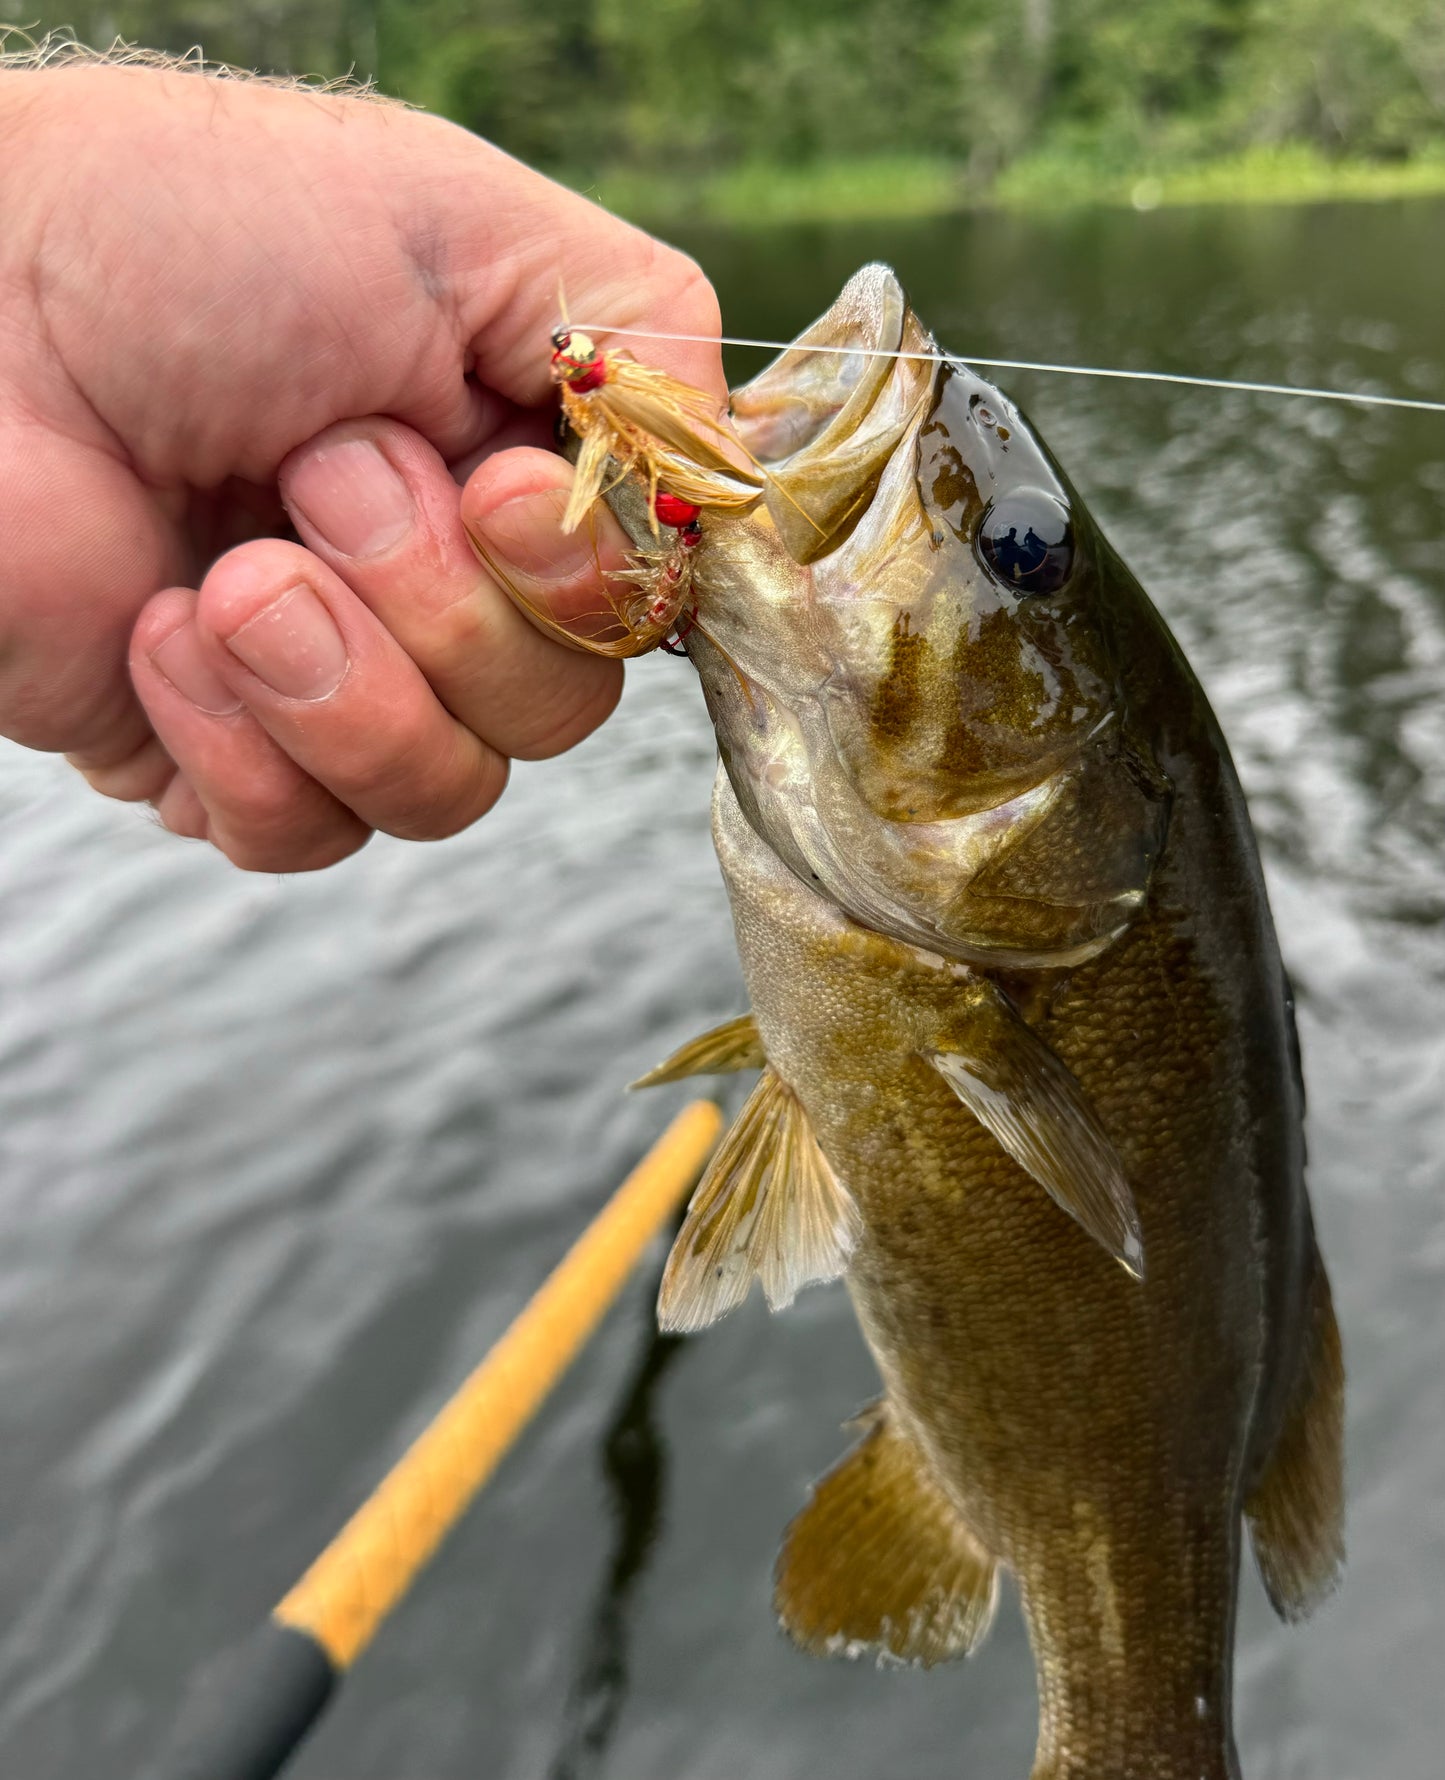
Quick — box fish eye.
[975,489,1074,597]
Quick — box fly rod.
[153,1099,722,1780]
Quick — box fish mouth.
[730,264,911,463]
[729,265,936,566]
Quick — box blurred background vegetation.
[4,0,1445,221]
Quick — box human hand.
[0,58,723,868]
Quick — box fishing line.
[572,323,1445,416]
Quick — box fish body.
[619,267,1343,1780]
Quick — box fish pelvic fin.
[1246,1248,1346,1621]
[657,1066,860,1333]
[775,1400,999,1668]
[927,983,1145,1279]
[630,1013,766,1088]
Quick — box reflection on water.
[0,198,1442,1779]
[549,1321,685,1780]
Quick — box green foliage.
[993,138,1445,210]
[0,1,377,79]
[6,0,1445,216]
[1224,0,1445,158]
[594,153,967,228]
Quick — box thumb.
[460,448,637,654]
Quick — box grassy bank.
[584,143,1445,230]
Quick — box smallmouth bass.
[595,266,1345,1780]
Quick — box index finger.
[409,122,726,408]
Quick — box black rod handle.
[151,1620,337,1780]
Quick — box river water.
[1,198,1442,1779]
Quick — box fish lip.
[729,264,910,467]
[728,268,942,568]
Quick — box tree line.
[7,0,1444,186]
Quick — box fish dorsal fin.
[928,982,1145,1278]
[657,1066,860,1332]
[1246,1250,1345,1622]
[630,1013,766,1088]
[775,1401,998,1667]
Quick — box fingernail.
[151,623,243,716]
[286,436,413,559]
[469,489,594,582]
[225,582,349,700]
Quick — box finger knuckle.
[213,830,292,873]
[371,735,509,841]
[70,738,174,804]
[156,797,208,842]
[511,666,623,762]
[645,241,721,341]
[220,775,306,840]
[287,828,373,873]
[216,820,370,875]
[417,583,493,662]
[206,763,344,865]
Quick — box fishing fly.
[547,325,761,531]
[468,325,761,658]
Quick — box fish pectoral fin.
[927,985,1145,1278]
[775,1401,998,1667]
[1246,1248,1346,1622]
[630,1013,766,1088]
[657,1066,860,1333]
